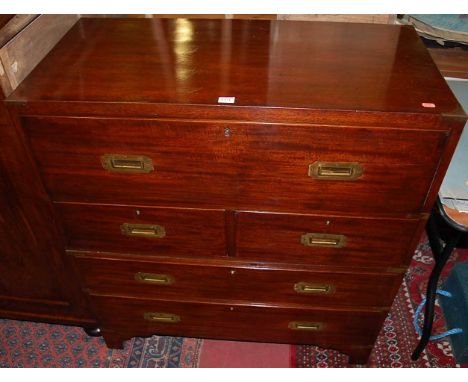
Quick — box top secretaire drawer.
[22,116,447,215]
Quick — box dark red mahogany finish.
[57,203,226,258]
[6,18,463,115]
[3,18,467,364]
[0,87,94,326]
[72,252,403,308]
[23,116,447,215]
[89,294,388,363]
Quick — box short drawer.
[236,211,422,268]
[72,253,402,308]
[57,203,226,258]
[89,295,387,347]
[23,116,446,214]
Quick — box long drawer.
[235,211,422,268]
[89,294,387,347]
[72,253,402,308]
[57,203,226,258]
[23,116,447,215]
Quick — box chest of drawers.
[3,18,466,364]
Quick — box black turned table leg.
[411,229,461,361]
[426,212,444,256]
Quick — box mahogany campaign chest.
[2,18,466,364]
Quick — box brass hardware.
[288,321,324,331]
[121,223,166,238]
[134,272,174,285]
[294,282,335,294]
[308,161,363,180]
[300,233,346,248]
[101,154,154,173]
[143,312,180,323]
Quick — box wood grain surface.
[429,47,468,79]
[235,211,422,268]
[2,18,467,363]
[57,203,226,258]
[23,116,448,215]
[0,86,94,325]
[6,18,463,116]
[72,252,402,308]
[0,15,79,95]
[89,294,387,356]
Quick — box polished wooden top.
[6,18,465,116]
[429,47,468,80]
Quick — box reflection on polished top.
[7,18,465,115]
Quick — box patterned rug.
[0,320,202,367]
[292,238,468,367]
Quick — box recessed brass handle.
[121,223,166,238]
[308,161,363,180]
[294,282,335,295]
[288,321,324,331]
[135,272,174,285]
[101,154,154,173]
[300,233,346,248]
[143,312,180,323]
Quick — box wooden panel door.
[0,88,93,325]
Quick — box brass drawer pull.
[143,312,180,323]
[294,282,335,294]
[288,321,324,331]
[135,272,174,285]
[121,223,166,238]
[300,233,346,248]
[308,161,363,180]
[101,154,154,173]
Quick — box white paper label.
[218,97,236,104]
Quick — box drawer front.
[24,117,236,207]
[57,203,226,258]
[90,295,387,346]
[24,116,446,214]
[228,123,445,215]
[236,211,421,267]
[73,254,402,308]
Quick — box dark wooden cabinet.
[0,88,94,325]
[1,18,466,364]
